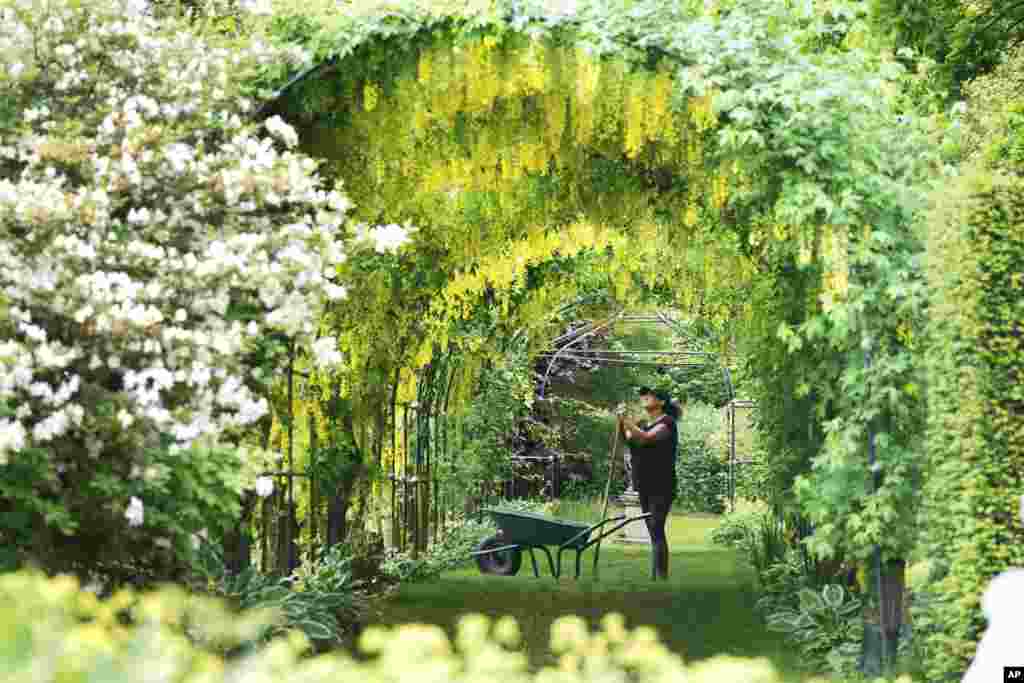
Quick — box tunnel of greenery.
[21,0,1024,680]
[238,0,935,612]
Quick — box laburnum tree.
[0,0,411,584]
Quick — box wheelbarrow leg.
[535,546,557,578]
[527,548,540,578]
[575,549,584,580]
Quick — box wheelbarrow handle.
[583,512,652,547]
[560,513,650,550]
[470,543,521,557]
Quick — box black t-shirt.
[631,414,678,498]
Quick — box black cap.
[637,386,671,403]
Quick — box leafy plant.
[381,514,498,583]
[709,499,771,550]
[754,548,818,617]
[5,568,920,683]
[766,584,863,675]
[194,539,362,650]
[674,402,728,514]
[380,499,555,583]
[747,513,790,581]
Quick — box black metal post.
[866,346,889,674]
[402,400,410,553]
[287,340,296,573]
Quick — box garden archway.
[526,307,758,511]
[256,0,929,581]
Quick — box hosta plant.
[766,584,863,675]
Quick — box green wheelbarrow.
[470,507,652,580]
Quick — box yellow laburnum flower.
[363,82,379,112]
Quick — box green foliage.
[766,584,862,676]
[868,0,1024,95]
[733,454,774,504]
[381,499,553,582]
[916,166,1024,680]
[674,402,726,514]
[381,514,497,582]
[5,568,921,683]
[255,0,939,606]
[0,441,261,591]
[746,514,791,588]
[450,342,535,491]
[709,499,772,550]
[665,362,732,409]
[196,540,364,649]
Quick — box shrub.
[0,0,387,581]
[917,165,1024,679]
[193,538,364,651]
[709,498,772,550]
[675,402,728,513]
[380,500,553,583]
[381,514,497,583]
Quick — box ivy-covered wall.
[917,167,1024,680]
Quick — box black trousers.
[638,490,672,580]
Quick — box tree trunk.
[288,506,301,572]
[880,558,906,643]
[223,492,257,575]
[309,411,319,563]
[275,497,289,576]
[326,466,362,549]
[861,558,906,677]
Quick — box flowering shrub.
[0,0,411,577]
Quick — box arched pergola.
[519,307,755,510]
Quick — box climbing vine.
[235,0,939,579]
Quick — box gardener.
[618,387,679,581]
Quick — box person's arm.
[628,422,669,445]
[623,418,670,445]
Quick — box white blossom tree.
[0,0,410,578]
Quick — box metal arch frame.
[522,308,755,509]
[536,309,729,401]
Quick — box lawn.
[364,502,826,681]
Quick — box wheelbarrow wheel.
[475,535,522,576]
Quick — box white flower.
[264,115,298,147]
[117,409,134,428]
[240,0,273,14]
[127,207,151,225]
[255,476,274,498]
[370,223,414,253]
[324,282,348,300]
[125,497,144,527]
[311,336,343,367]
[0,420,28,464]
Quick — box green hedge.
[675,403,727,513]
[917,166,1024,680]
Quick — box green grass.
[365,499,834,681]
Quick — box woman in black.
[618,386,679,581]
